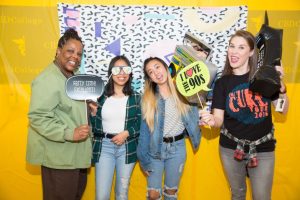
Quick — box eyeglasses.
[111,66,132,75]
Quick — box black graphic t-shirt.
[212,73,275,152]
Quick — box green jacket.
[26,63,92,169]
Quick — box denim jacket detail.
[137,95,201,171]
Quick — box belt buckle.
[164,137,169,143]
[167,136,175,143]
[164,136,171,143]
[171,136,175,142]
[104,133,111,139]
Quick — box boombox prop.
[169,32,218,104]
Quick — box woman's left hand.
[275,65,284,79]
[275,65,287,94]
[111,131,129,145]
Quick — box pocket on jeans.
[101,138,113,149]
[174,139,186,155]
[175,138,185,148]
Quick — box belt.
[100,133,116,139]
[163,133,184,143]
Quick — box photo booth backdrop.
[0,0,300,199]
[57,4,248,92]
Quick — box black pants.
[41,166,87,200]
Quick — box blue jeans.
[220,146,275,200]
[147,138,186,200]
[95,138,135,200]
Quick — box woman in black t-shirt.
[201,30,289,200]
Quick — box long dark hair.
[222,30,258,80]
[104,55,133,97]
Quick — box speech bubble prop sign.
[66,74,104,101]
[176,61,211,97]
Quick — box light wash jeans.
[220,146,275,200]
[147,138,187,200]
[95,138,135,200]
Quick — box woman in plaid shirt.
[89,55,141,200]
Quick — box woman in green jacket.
[26,29,92,200]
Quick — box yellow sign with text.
[176,60,211,96]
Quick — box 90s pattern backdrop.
[57,4,247,92]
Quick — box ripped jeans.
[95,138,135,200]
[147,138,186,200]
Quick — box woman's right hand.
[87,100,98,116]
[143,170,152,177]
[73,124,90,141]
[199,110,216,127]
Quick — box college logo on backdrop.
[57,3,247,92]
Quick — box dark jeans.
[41,166,87,200]
[220,146,274,200]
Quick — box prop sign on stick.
[66,74,104,101]
[176,61,212,129]
[176,60,211,98]
[66,74,104,122]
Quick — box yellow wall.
[0,0,299,199]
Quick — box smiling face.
[228,36,254,75]
[56,38,83,73]
[145,59,168,86]
[112,59,131,87]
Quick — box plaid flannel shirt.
[221,127,274,164]
[90,92,141,164]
